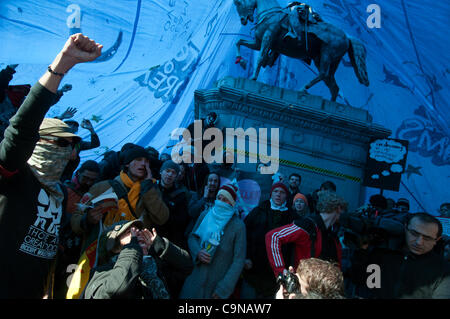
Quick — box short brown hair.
[316,191,348,214]
[296,258,345,299]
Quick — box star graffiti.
[404,164,422,179]
[90,115,103,123]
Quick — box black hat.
[121,145,150,165]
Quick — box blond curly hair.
[296,258,345,299]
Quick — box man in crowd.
[97,142,136,181]
[0,33,102,298]
[308,180,337,214]
[64,160,100,214]
[53,160,101,298]
[83,219,192,299]
[68,144,170,298]
[71,145,169,232]
[156,159,192,298]
[347,212,450,298]
[145,145,162,180]
[265,191,347,278]
[241,182,295,298]
[286,173,301,207]
[157,160,190,249]
[186,172,221,235]
[276,258,345,299]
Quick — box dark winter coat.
[243,200,295,297]
[348,246,450,299]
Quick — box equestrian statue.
[233,0,369,101]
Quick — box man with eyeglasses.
[348,212,450,298]
[0,33,103,298]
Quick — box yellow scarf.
[103,171,141,226]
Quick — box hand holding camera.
[276,268,300,298]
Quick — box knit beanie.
[271,182,289,195]
[217,184,238,207]
[293,193,308,206]
[121,145,149,165]
[160,159,180,174]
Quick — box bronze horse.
[233,0,369,101]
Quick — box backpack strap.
[108,179,137,219]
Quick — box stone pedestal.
[194,77,391,211]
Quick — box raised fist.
[60,33,103,65]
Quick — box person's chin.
[410,247,423,255]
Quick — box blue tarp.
[1,0,448,214]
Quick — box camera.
[339,205,407,250]
[276,271,300,294]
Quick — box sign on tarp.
[363,138,409,192]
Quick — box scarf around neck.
[194,199,236,247]
[270,198,288,211]
[103,171,142,226]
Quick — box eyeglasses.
[406,227,437,242]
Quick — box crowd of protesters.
[0,34,449,300]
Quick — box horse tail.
[348,37,369,86]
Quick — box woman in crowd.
[179,184,246,299]
[292,193,309,218]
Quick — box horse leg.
[300,51,331,93]
[324,62,340,101]
[252,31,273,80]
[324,76,339,102]
[236,39,261,70]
